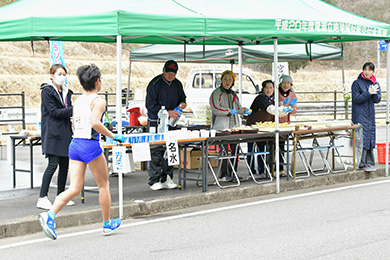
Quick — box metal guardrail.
[0,92,26,135]
[294,90,388,121]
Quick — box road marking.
[1,178,390,250]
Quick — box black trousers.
[359,148,375,168]
[147,120,174,186]
[219,143,238,178]
[39,154,69,198]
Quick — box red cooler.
[127,107,141,126]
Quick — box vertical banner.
[49,40,68,84]
[166,140,180,166]
[112,146,128,173]
[272,62,289,81]
[49,40,66,66]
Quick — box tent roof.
[0,0,389,44]
[129,43,343,63]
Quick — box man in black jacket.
[145,60,186,190]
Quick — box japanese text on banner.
[166,140,179,166]
[112,146,128,173]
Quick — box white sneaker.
[258,173,267,178]
[37,196,52,210]
[162,176,178,189]
[150,182,164,191]
[66,200,75,206]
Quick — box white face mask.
[54,75,66,86]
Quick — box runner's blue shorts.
[69,138,103,164]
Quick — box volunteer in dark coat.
[145,60,186,191]
[246,80,275,178]
[37,64,74,209]
[351,61,381,172]
[246,80,293,178]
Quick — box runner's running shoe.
[102,218,122,236]
[38,212,57,240]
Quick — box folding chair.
[208,144,240,189]
[325,137,347,173]
[238,143,273,184]
[288,140,311,179]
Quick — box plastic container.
[376,143,390,164]
[168,107,183,127]
[127,107,141,126]
[157,106,169,133]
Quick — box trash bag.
[354,123,363,165]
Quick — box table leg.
[204,140,209,193]
[293,136,298,179]
[286,134,290,181]
[12,138,16,188]
[352,128,356,170]
[30,140,33,189]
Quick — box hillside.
[0,0,389,109]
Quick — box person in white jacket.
[209,70,251,181]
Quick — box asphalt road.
[2,178,390,259]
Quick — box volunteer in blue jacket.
[351,62,381,172]
[145,60,186,191]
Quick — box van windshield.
[193,73,214,89]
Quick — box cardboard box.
[134,161,147,171]
[174,148,202,170]
[208,151,219,168]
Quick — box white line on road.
[2,178,390,250]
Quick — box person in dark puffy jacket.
[37,64,74,209]
[351,62,381,172]
[245,80,275,178]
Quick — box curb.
[0,168,386,239]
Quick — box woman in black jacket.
[37,64,74,209]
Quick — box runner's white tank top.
[73,93,100,140]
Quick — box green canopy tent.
[0,0,390,206]
[129,43,344,63]
[127,43,344,103]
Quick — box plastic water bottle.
[168,107,183,127]
[157,106,169,133]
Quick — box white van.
[185,68,260,113]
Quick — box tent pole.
[238,44,243,104]
[273,37,280,194]
[341,59,346,119]
[385,40,389,177]
[126,60,132,109]
[116,35,123,219]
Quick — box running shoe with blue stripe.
[102,218,122,236]
[38,212,57,240]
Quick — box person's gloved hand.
[368,84,379,95]
[282,97,290,106]
[283,107,294,113]
[289,97,298,106]
[278,106,293,117]
[230,109,238,115]
[113,134,126,143]
[244,108,252,115]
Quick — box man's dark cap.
[164,60,178,74]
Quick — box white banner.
[112,146,128,173]
[166,140,180,166]
[131,142,151,162]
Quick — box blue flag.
[49,40,68,85]
[49,40,66,67]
